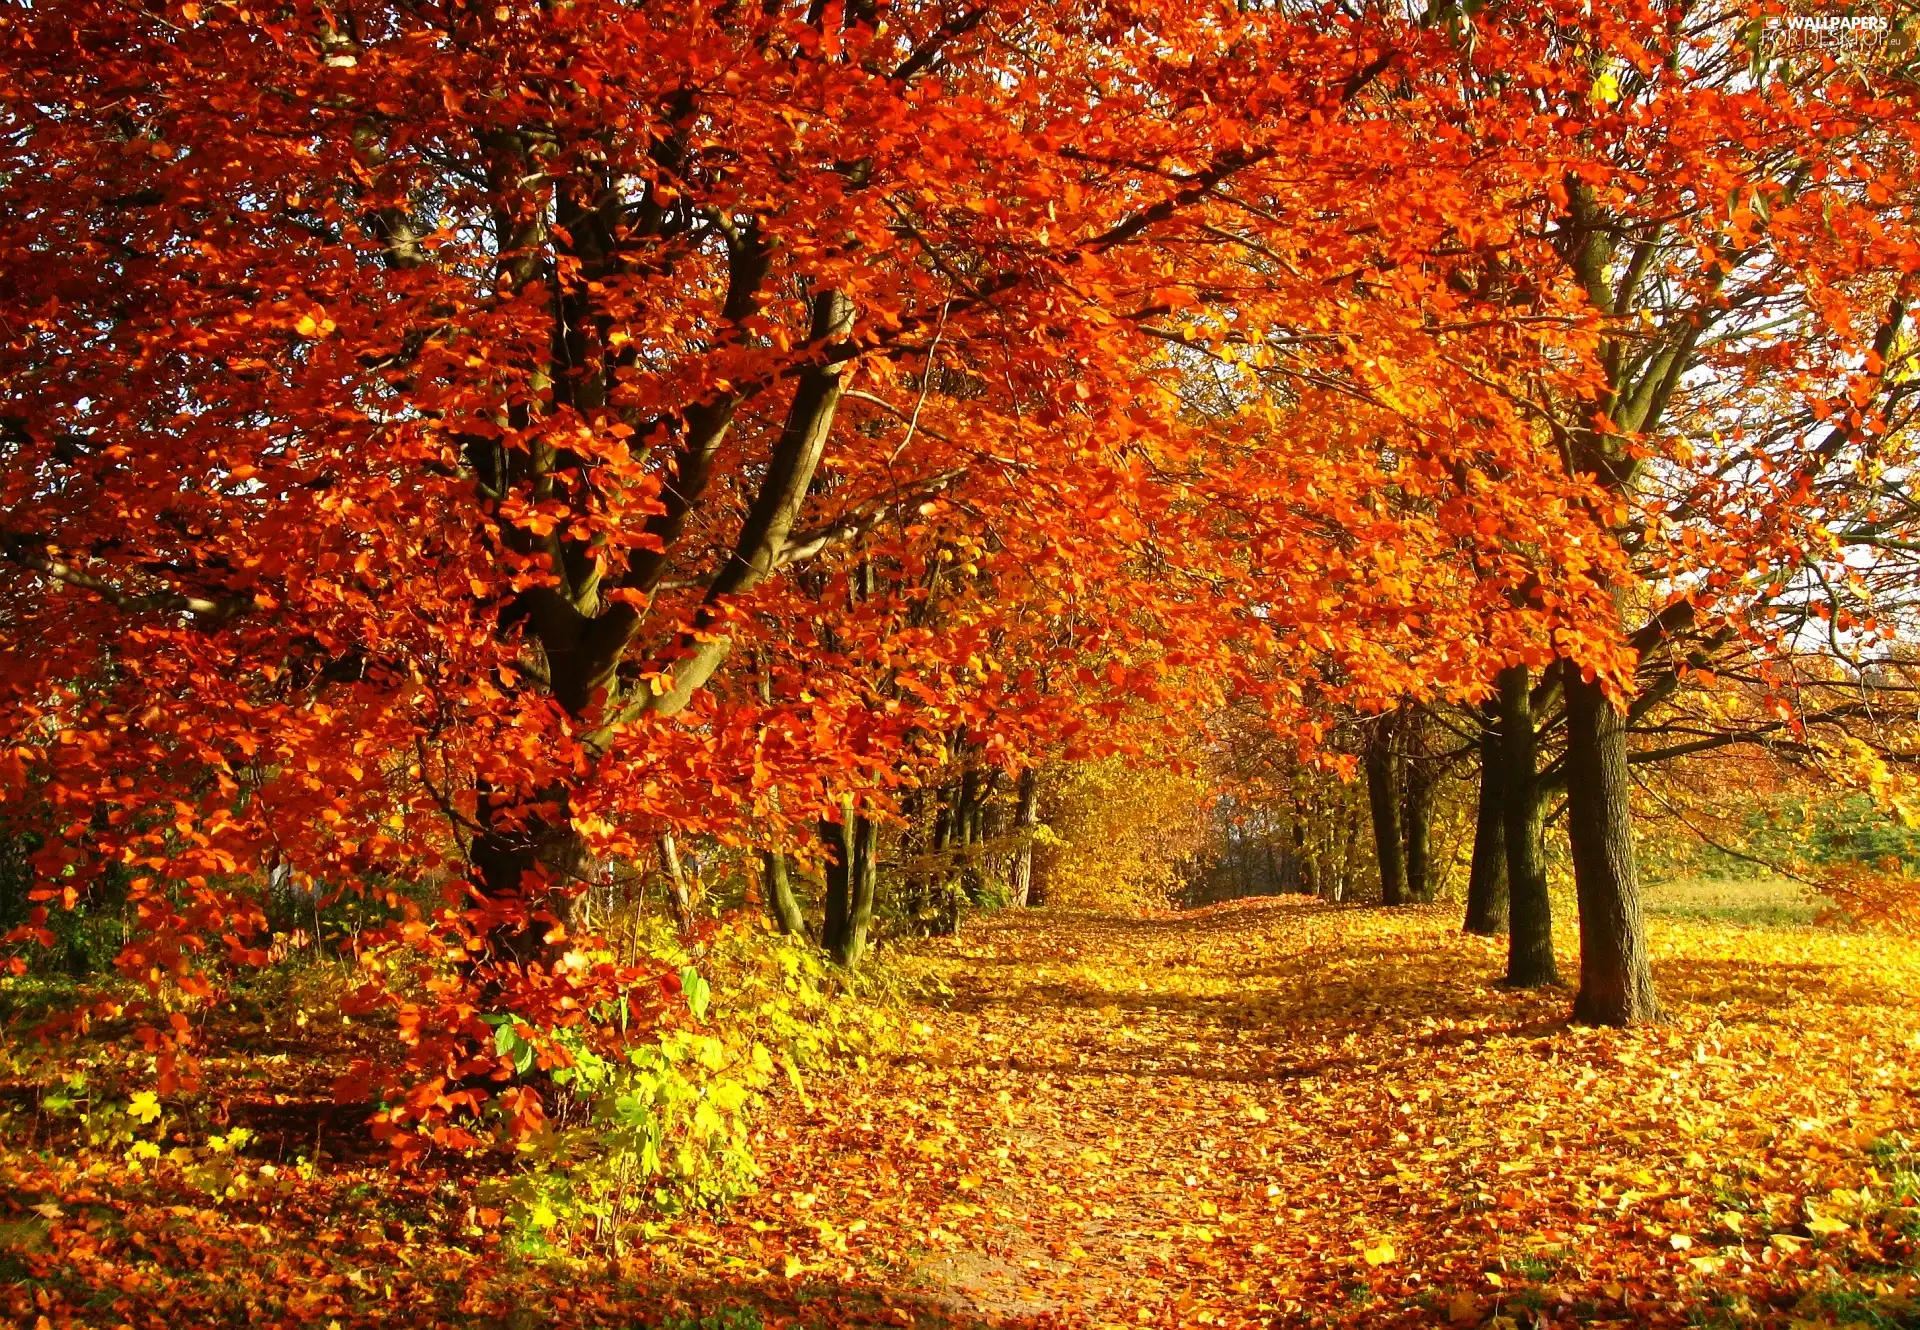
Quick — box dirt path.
[690,897,1920,1329]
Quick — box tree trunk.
[820,816,848,954]
[763,850,806,937]
[1290,802,1313,894]
[1365,718,1407,905]
[658,832,695,936]
[1498,665,1560,987]
[1007,766,1039,907]
[1565,669,1663,1024]
[464,775,606,969]
[1335,803,1361,903]
[928,782,960,934]
[1403,710,1435,902]
[644,288,856,717]
[818,796,877,964]
[1463,704,1510,936]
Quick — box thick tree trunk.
[1463,705,1510,936]
[1007,766,1039,907]
[1365,718,1407,905]
[1565,670,1663,1024]
[818,797,877,964]
[817,798,864,955]
[1498,665,1560,987]
[763,850,806,937]
[468,795,600,968]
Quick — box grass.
[1642,873,1830,928]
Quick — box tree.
[1365,716,1409,906]
[14,0,1586,1136]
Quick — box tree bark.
[927,782,960,934]
[467,789,601,969]
[1498,665,1560,987]
[1403,709,1435,903]
[1364,717,1407,905]
[645,288,856,717]
[1565,669,1663,1024]
[1335,802,1361,903]
[957,767,986,904]
[658,832,695,936]
[763,850,806,937]
[1007,766,1039,907]
[1290,801,1315,895]
[820,808,848,954]
[821,795,880,964]
[1463,703,1510,936]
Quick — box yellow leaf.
[1806,1215,1849,1235]
[783,1254,805,1279]
[1362,1239,1396,1266]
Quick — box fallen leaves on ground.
[7,898,1920,1328]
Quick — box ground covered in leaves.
[7,898,1920,1329]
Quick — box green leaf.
[680,966,711,1022]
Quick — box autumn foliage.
[3,0,1920,1320]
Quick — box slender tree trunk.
[1463,704,1510,936]
[820,816,848,954]
[658,832,695,936]
[1336,803,1361,903]
[644,288,856,717]
[1565,670,1662,1024]
[956,768,984,904]
[1365,718,1407,905]
[1007,766,1039,907]
[1027,786,1053,908]
[1293,796,1321,896]
[1403,714,1435,903]
[930,781,961,935]
[1499,665,1560,987]
[763,850,806,936]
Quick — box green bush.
[476,918,900,1249]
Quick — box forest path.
[8,898,1917,1330]
[696,897,1920,1329]
[874,899,1546,1322]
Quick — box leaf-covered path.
[708,899,1920,1328]
[9,898,1920,1329]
